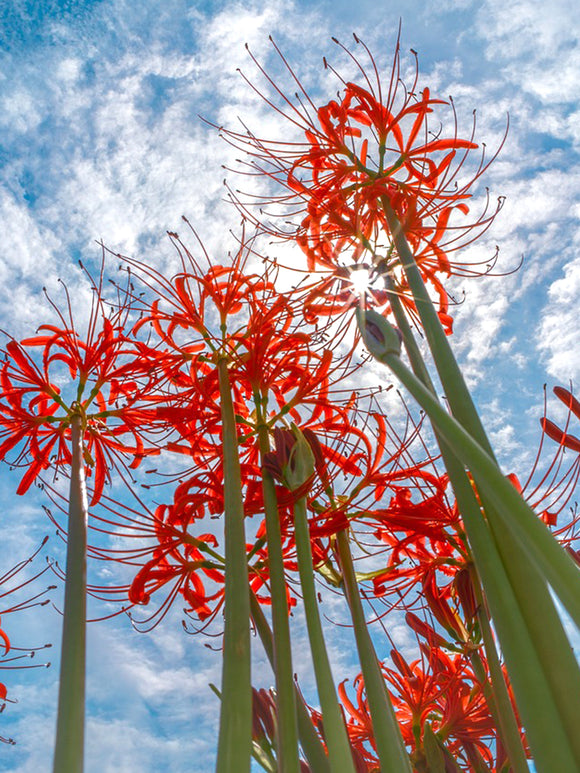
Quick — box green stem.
[383,207,580,728]
[256,420,300,773]
[378,348,580,770]
[381,207,580,765]
[53,414,87,773]
[475,588,527,771]
[216,358,252,773]
[384,281,529,773]
[249,592,331,773]
[293,498,356,773]
[336,530,413,772]
[381,198,490,446]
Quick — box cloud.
[538,256,580,381]
[476,0,580,106]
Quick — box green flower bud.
[356,307,402,362]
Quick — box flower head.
[220,34,505,331]
[0,262,167,503]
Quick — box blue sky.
[1,0,579,770]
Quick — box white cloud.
[477,0,580,105]
[539,255,580,381]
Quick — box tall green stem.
[336,530,413,772]
[256,418,300,773]
[380,205,580,766]
[249,593,331,773]
[216,358,252,773]
[373,346,580,770]
[53,414,87,773]
[384,280,529,773]
[474,584,526,769]
[293,498,356,773]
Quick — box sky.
[0,0,579,770]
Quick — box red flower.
[0,265,166,503]
[220,34,505,331]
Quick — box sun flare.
[349,266,372,295]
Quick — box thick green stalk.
[249,593,331,773]
[384,283,529,773]
[474,588,527,769]
[293,498,356,773]
[376,348,580,770]
[53,414,87,773]
[256,420,300,773]
[216,358,252,773]
[380,212,580,752]
[381,198,490,444]
[434,453,538,772]
[336,530,413,772]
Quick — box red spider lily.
[0,264,168,504]
[112,225,364,492]
[79,493,226,631]
[312,416,468,608]
[364,384,580,618]
[338,640,507,772]
[84,483,301,630]
[128,534,224,624]
[132,226,357,408]
[219,34,506,331]
[83,396,439,627]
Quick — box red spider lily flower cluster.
[219,34,506,333]
[81,228,368,625]
[337,642,515,773]
[1,30,579,773]
[0,263,170,505]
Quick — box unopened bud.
[285,425,315,490]
[356,307,402,362]
[263,425,315,491]
[454,567,478,622]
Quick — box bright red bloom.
[338,639,514,772]
[220,34,505,332]
[0,264,167,503]
[115,225,363,496]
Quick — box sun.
[348,266,373,295]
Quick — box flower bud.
[263,425,316,491]
[356,307,402,362]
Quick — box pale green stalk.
[367,340,580,770]
[216,358,252,773]
[474,587,527,768]
[292,497,356,773]
[53,414,87,773]
[249,593,331,773]
[380,207,580,749]
[383,279,529,773]
[336,530,413,772]
[256,415,300,773]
